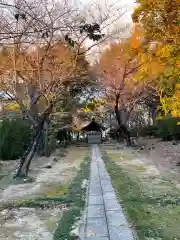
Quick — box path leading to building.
[84,145,134,240]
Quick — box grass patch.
[0,197,69,211]
[53,153,90,240]
[134,165,146,171]
[107,152,135,161]
[102,150,180,240]
[14,199,52,208]
[45,219,58,231]
[42,184,69,197]
[107,153,121,161]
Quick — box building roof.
[81,118,105,132]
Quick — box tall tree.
[0,0,122,177]
[132,0,180,117]
[97,37,149,145]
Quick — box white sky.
[79,0,136,62]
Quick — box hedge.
[156,116,180,140]
[135,116,180,141]
[0,119,31,160]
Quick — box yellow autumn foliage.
[132,0,180,121]
[5,102,20,112]
[132,0,180,45]
[159,84,180,118]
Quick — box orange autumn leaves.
[97,23,178,115]
[0,41,87,95]
[98,33,146,109]
[130,24,145,49]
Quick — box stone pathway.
[84,145,135,240]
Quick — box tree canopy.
[131,0,180,118]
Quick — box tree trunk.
[148,108,151,126]
[114,94,131,146]
[15,123,43,178]
[37,120,49,157]
[44,119,49,157]
[19,132,41,177]
[37,131,45,156]
[15,103,54,178]
[15,142,36,178]
[114,94,121,126]
[151,105,156,125]
[76,132,79,141]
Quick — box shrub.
[130,117,180,141]
[156,116,180,141]
[130,127,138,137]
[138,125,158,137]
[0,119,31,160]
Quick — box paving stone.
[99,170,106,174]
[99,170,107,175]
[89,186,102,195]
[89,179,100,185]
[90,171,99,176]
[90,172,99,176]
[85,145,135,240]
[86,217,108,237]
[98,168,107,173]
[103,192,117,201]
[104,199,121,211]
[106,210,127,227]
[99,173,111,181]
[91,164,98,168]
[85,237,109,240]
[89,195,104,205]
[89,184,101,191]
[91,162,98,166]
[91,161,97,165]
[89,182,101,189]
[88,205,105,218]
[90,175,99,181]
[89,180,100,186]
[89,176,100,182]
[102,184,114,192]
[101,180,112,186]
[108,225,134,240]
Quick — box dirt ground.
[0,146,88,240]
[105,137,180,174]
[138,137,180,173]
